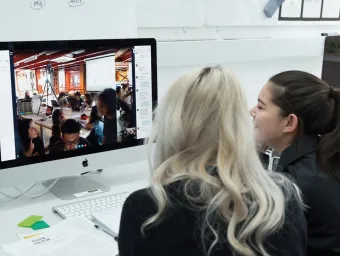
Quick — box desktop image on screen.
[0,39,157,175]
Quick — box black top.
[32,137,45,156]
[89,106,101,124]
[72,98,84,111]
[20,137,45,157]
[50,137,91,153]
[49,136,61,151]
[277,135,340,256]
[103,116,117,144]
[118,182,307,256]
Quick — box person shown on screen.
[116,87,132,128]
[73,91,84,111]
[250,70,340,256]
[51,119,91,153]
[98,89,117,145]
[24,91,31,100]
[117,86,126,102]
[49,109,65,151]
[84,93,95,109]
[118,67,306,256]
[58,92,69,107]
[86,105,104,146]
[18,119,45,157]
[122,84,132,104]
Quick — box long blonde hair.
[143,66,302,256]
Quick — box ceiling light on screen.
[51,56,76,63]
[72,49,85,55]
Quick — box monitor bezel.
[0,38,157,170]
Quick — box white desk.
[20,109,92,141]
[0,162,150,255]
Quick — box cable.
[15,179,60,198]
[0,190,22,199]
[0,183,36,199]
[14,183,38,196]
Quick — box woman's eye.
[257,105,263,110]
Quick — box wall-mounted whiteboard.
[0,0,137,41]
[86,55,116,92]
[137,0,206,27]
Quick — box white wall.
[1,0,339,106]
[134,0,340,106]
[156,38,324,107]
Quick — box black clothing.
[118,182,307,256]
[32,137,45,156]
[103,116,117,144]
[21,137,45,157]
[277,135,340,256]
[72,98,84,111]
[49,136,61,151]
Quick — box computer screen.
[322,36,340,88]
[0,39,157,169]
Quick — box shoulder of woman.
[123,189,156,217]
[125,189,153,204]
[269,172,304,212]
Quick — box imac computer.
[0,38,157,200]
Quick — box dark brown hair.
[52,109,63,138]
[269,70,340,180]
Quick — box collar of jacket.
[277,135,320,171]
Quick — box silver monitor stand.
[43,174,110,200]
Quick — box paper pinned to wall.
[302,0,322,18]
[322,0,340,18]
[137,0,206,27]
[0,0,137,41]
[280,0,303,18]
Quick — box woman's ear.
[283,113,299,134]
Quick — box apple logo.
[82,158,89,168]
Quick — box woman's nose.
[249,107,255,117]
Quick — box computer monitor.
[0,39,157,199]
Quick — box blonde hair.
[143,66,302,256]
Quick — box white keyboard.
[52,192,130,220]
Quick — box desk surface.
[0,162,150,255]
[20,109,91,138]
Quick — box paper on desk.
[2,217,118,256]
[18,232,42,240]
[92,207,123,237]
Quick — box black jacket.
[118,182,306,256]
[277,135,340,256]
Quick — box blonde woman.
[118,67,307,256]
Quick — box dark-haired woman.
[18,119,45,157]
[49,109,65,151]
[250,70,340,256]
[86,105,104,147]
[98,89,117,145]
[58,92,70,107]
